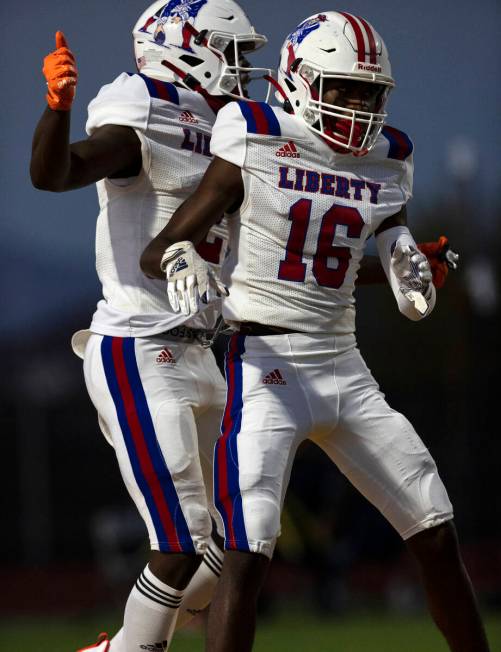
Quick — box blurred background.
[1,0,500,650]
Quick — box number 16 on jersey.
[278,199,365,289]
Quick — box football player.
[141,11,488,652]
[30,2,272,651]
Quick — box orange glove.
[417,236,454,289]
[42,31,77,111]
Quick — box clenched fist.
[43,31,77,111]
[161,241,228,317]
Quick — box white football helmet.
[133,0,271,99]
[277,11,395,153]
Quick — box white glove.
[391,243,433,315]
[160,241,228,316]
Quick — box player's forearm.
[142,157,243,279]
[141,194,225,279]
[30,107,73,192]
[140,224,189,281]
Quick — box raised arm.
[140,156,244,279]
[30,32,141,192]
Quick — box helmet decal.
[286,14,327,48]
[133,0,272,100]
[286,14,327,46]
[138,15,159,33]
[153,21,167,45]
[284,14,327,77]
[162,0,208,22]
[140,0,208,50]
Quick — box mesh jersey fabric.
[86,72,228,337]
[210,101,413,335]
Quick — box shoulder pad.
[127,73,180,105]
[381,125,414,161]
[236,100,282,136]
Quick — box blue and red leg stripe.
[237,100,281,136]
[214,334,249,551]
[101,336,194,553]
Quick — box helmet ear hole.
[179,54,205,67]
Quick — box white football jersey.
[211,101,414,335]
[86,72,228,337]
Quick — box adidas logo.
[156,348,176,364]
[179,110,198,124]
[276,141,300,158]
[263,369,287,385]
[169,256,188,275]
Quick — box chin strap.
[323,118,367,155]
[264,75,288,102]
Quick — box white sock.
[112,565,183,652]
[175,540,224,629]
[109,542,224,649]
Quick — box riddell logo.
[179,110,198,124]
[357,62,382,73]
[263,369,287,385]
[156,348,176,364]
[276,141,300,158]
[140,642,168,651]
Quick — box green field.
[1,613,500,652]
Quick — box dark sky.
[1,0,499,340]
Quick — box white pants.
[214,332,453,558]
[81,333,226,554]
